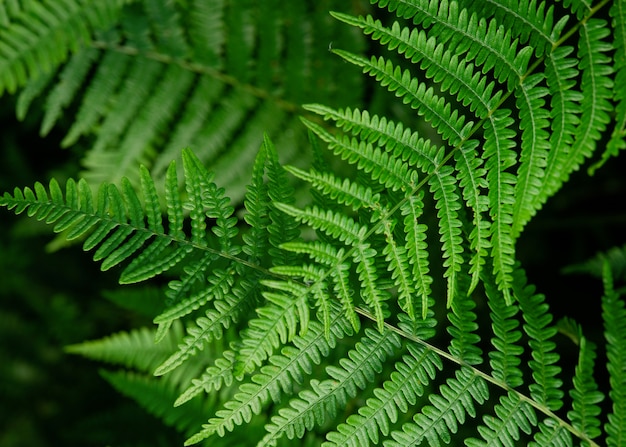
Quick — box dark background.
[0,98,183,446]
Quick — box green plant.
[1,0,625,446]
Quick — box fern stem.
[351,304,601,447]
[89,40,304,114]
[552,0,613,50]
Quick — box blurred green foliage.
[0,98,182,446]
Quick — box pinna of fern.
[0,138,306,379]
[1,0,367,201]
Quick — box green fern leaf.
[400,192,434,319]
[0,0,125,95]
[485,274,524,388]
[175,350,236,407]
[65,323,184,374]
[513,266,563,411]
[567,324,604,440]
[536,46,582,208]
[10,1,367,201]
[259,329,402,446]
[529,418,573,446]
[386,367,489,446]
[601,262,626,446]
[235,285,310,376]
[469,0,566,57]
[154,277,248,377]
[428,164,465,306]
[467,392,537,447]
[511,73,551,237]
[332,50,471,144]
[3,1,626,446]
[301,117,418,193]
[447,294,483,366]
[453,140,491,293]
[276,203,392,330]
[329,12,501,117]
[483,109,517,304]
[323,344,442,447]
[588,0,626,173]
[561,18,614,178]
[375,0,533,89]
[183,310,354,443]
[280,241,360,332]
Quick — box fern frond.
[323,344,442,447]
[234,285,310,376]
[511,73,551,237]
[0,0,125,95]
[513,267,563,412]
[263,134,302,265]
[301,117,418,193]
[376,0,533,88]
[530,418,573,446]
[66,323,183,374]
[453,140,491,293]
[280,241,360,333]
[469,0,567,56]
[242,148,271,259]
[10,0,366,201]
[535,46,582,214]
[568,324,604,441]
[561,18,614,177]
[467,391,537,447]
[275,203,390,330]
[1,149,233,280]
[428,164,465,306]
[601,262,626,446]
[4,1,626,446]
[184,310,354,443]
[154,278,249,377]
[400,192,434,319]
[285,164,421,321]
[175,350,236,407]
[258,329,402,447]
[63,48,144,147]
[332,50,471,144]
[483,109,517,304]
[386,367,489,447]
[285,166,381,213]
[484,274,524,388]
[590,0,626,173]
[329,13,501,118]
[447,293,483,366]
[0,149,263,354]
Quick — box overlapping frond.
[468,391,537,447]
[257,329,402,447]
[601,263,626,446]
[0,0,128,95]
[590,0,626,172]
[323,344,442,447]
[567,325,604,441]
[386,367,489,447]
[513,267,563,412]
[5,0,366,201]
[65,322,184,373]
